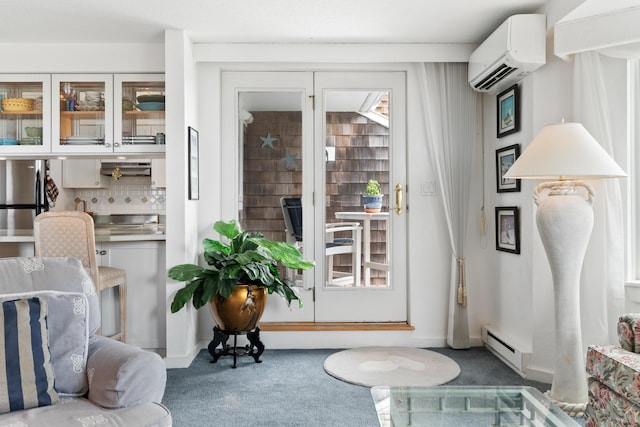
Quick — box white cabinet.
[96,241,166,350]
[52,74,114,154]
[62,159,109,188]
[0,74,52,155]
[151,158,166,188]
[114,74,165,154]
[51,74,165,155]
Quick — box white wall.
[477,0,632,383]
[192,60,470,349]
[163,29,202,367]
[0,44,163,73]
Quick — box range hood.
[100,160,151,178]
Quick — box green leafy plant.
[364,179,382,195]
[168,219,314,313]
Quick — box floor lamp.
[504,122,626,417]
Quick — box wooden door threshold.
[259,322,414,332]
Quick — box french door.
[220,70,407,323]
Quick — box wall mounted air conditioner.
[468,14,546,94]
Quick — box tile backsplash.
[74,176,166,215]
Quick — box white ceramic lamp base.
[535,181,592,417]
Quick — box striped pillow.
[0,298,58,414]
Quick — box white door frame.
[221,70,407,323]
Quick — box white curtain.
[417,63,481,349]
[574,52,625,346]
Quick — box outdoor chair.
[280,197,362,287]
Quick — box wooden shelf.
[0,111,42,116]
[60,111,105,116]
[124,110,165,116]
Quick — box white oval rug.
[323,347,461,387]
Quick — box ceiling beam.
[193,42,476,63]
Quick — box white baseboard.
[163,340,207,369]
[162,333,485,366]
[523,365,553,384]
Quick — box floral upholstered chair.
[585,313,640,426]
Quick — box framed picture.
[497,84,519,138]
[495,206,520,254]
[496,144,521,193]
[188,126,199,200]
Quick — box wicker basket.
[2,98,34,112]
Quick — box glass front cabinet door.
[52,74,114,154]
[114,74,165,154]
[0,74,51,155]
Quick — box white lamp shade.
[504,122,626,180]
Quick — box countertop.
[0,229,166,243]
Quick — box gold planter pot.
[209,284,267,332]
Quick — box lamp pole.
[534,180,593,416]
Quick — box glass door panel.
[325,91,390,289]
[220,71,314,322]
[237,90,303,240]
[52,74,113,153]
[115,74,165,153]
[0,75,51,154]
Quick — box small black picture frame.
[495,206,520,254]
[496,144,521,193]
[188,126,199,200]
[497,84,519,138]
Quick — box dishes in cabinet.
[122,98,135,111]
[76,103,104,111]
[0,138,19,145]
[135,102,165,111]
[137,95,165,104]
[76,91,104,111]
[19,137,40,145]
[25,127,43,138]
[2,98,34,112]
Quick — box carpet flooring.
[323,347,461,387]
[162,347,585,427]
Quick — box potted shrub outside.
[363,179,383,213]
[168,219,314,333]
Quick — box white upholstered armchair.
[0,257,170,426]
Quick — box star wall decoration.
[281,152,298,170]
[260,133,278,149]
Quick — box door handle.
[394,183,403,215]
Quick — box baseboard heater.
[481,325,531,378]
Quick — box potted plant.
[168,219,314,333]
[363,179,383,213]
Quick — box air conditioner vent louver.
[468,14,546,94]
[473,64,518,91]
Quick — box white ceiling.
[1,0,549,44]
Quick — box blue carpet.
[162,347,585,426]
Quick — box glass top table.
[371,386,580,426]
